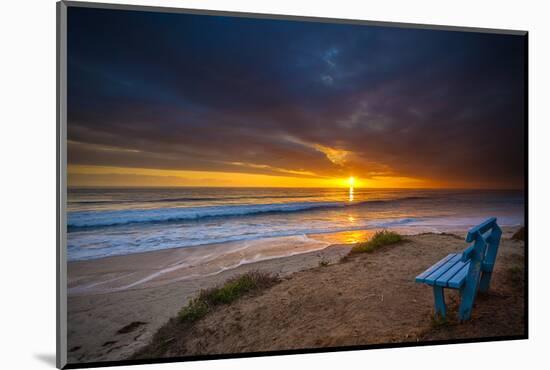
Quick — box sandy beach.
[67,227,524,364]
[67,236,350,363]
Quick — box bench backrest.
[461,217,502,270]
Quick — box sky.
[67,7,526,189]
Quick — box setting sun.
[348,176,355,187]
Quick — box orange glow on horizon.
[67,165,439,189]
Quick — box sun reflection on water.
[343,230,365,244]
[309,229,376,245]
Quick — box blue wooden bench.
[415,217,502,321]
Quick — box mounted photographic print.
[56,1,528,368]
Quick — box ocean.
[67,188,524,262]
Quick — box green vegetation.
[511,227,525,241]
[351,230,403,253]
[178,298,209,322]
[178,271,279,323]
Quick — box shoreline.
[68,234,333,296]
[67,226,520,296]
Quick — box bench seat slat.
[448,262,470,288]
[415,253,457,283]
[435,259,469,287]
[423,254,462,285]
[416,254,462,284]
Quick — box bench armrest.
[461,245,475,262]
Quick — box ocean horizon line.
[67,185,525,191]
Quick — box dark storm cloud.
[67,7,526,188]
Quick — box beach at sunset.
[64,6,526,366]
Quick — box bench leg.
[458,285,474,321]
[478,271,492,293]
[433,286,446,319]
